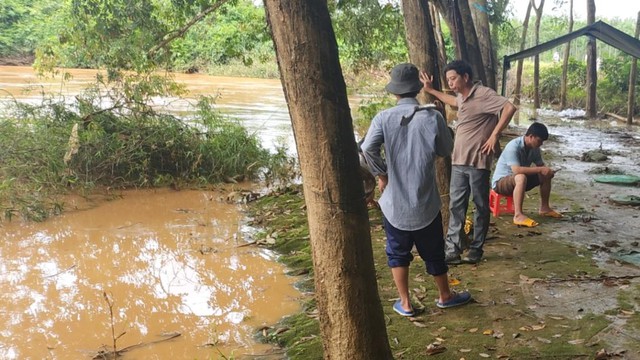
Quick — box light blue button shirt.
[491,136,544,188]
[362,98,453,231]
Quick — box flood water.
[0,66,294,153]
[0,66,302,359]
[0,189,301,359]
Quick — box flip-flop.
[539,210,563,218]
[513,218,539,227]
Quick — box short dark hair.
[444,60,473,79]
[525,122,549,140]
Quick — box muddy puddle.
[0,189,300,359]
[510,108,640,267]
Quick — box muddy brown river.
[0,67,300,359]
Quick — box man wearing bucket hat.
[422,60,517,265]
[362,63,472,316]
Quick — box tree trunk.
[457,0,487,85]
[627,11,639,125]
[402,0,442,103]
[401,0,452,234]
[560,0,574,109]
[532,0,545,110]
[440,0,469,60]
[470,0,496,89]
[586,0,597,118]
[431,3,448,87]
[513,1,533,107]
[263,1,393,359]
[432,0,485,84]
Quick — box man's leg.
[512,173,530,223]
[445,166,470,262]
[467,169,491,261]
[390,267,412,312]
[433,273,452,302]
[414,213,471,308]
[538,173,554,213]
[383,217,415,314]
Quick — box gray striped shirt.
[362,98,453,231]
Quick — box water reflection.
[0,189,300,359]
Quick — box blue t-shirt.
[491,136,544,189]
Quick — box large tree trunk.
[401,0,452,234]
[432,0,485,85]
[586,0,597,118]
[627,11,639,125]
[457,0,487,85]
[431,3,448,87]
[560,0,574,109]
[263,1,393,359]
[532,0,545,110]
[513,1,533,107]
[402,0,442,103]
[470,0,496,89]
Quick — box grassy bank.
[247,183,640,359]
[0,90,292,222]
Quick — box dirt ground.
[441,111,640,359]
[513,112,640,358]
[249,112,640,360]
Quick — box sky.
[511,0,639,21]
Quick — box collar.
[461,81,483,102]
[397,97,420,106]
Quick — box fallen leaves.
[425,343,446,356]
[519,274,542,284]
[519,323,546,331]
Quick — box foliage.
[353,94,395,137]
[523,58,586,107]
[43,0,171,71]
[598,55,640,114]
[538,63,562,104]
[169,0,273,71]
[331,1,407,73]
[0,0,62,59]
[0,113,66,221]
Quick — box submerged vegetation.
[0,72,294,222]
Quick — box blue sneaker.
[436,291,472,309]
[393,300,415,317]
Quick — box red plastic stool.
[489,189,514,217]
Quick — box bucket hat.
[385,63,423,95]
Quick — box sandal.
[513,218,539,227]
[539,210,563,218]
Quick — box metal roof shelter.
[501,20,640,96]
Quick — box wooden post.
[628,12,640,125]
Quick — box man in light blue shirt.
[492,122,562,227]
[362,63,471,316]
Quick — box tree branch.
[148,0,232,59]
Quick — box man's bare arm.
[419,71,457,107]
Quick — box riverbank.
[246,121,640,360]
